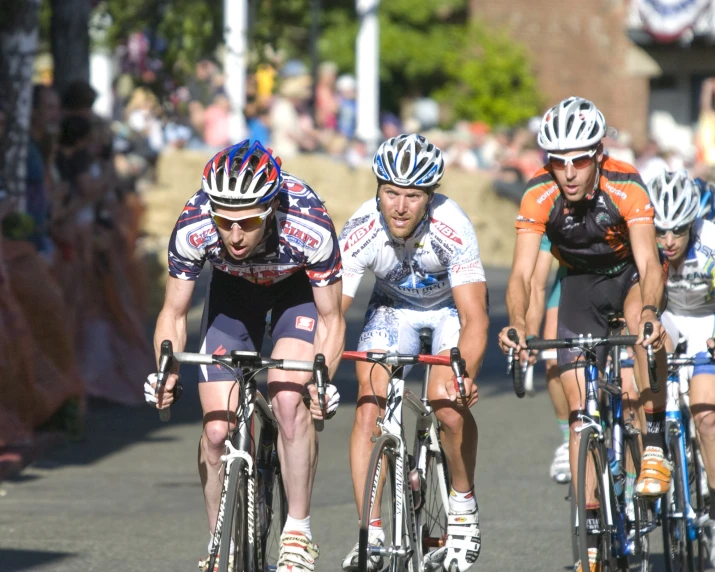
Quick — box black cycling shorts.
[556,264,640,373]
[198,270,318,382]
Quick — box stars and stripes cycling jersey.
[516,156,653,275]
[339,194,486,308]
[167,173,342,288]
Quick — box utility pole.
[224,0,248,140]
[355,0,380,151]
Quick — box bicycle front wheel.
[218,464,249,572]
[577,425,613,571]
[260,466,288,569]
[417,429,450,564]
[688,437,707,572]
[359,434,402,572]
[662,429,695,572]
[622,432,655,572]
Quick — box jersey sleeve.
[601,159,654,226]
[515,170,557,235]
[302,206,343,288]
[167,191,210,281]
[441,200,486,288]
[338,206,377,298]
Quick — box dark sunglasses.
[210,207,272,232]
[547,149,597,171]
[656,225,691,238]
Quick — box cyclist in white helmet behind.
[646,171,715,543]
[146,140,345,572]
[339,133,489,572]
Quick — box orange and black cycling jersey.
[516,156,653,275]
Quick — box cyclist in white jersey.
[646,171,715,527]
[339,134,489,572]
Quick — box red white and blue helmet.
[202,140,282,207]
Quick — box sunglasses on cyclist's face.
[547,148,598,170]
[210,207,272,232]
[655,224,691,239]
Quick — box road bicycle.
[155,340,330,572]
[341,328,467,572]
[507,322,659,571]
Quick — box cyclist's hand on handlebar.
[305,383,340,420]
[636,315,666,350]
[144,373,181,409]
[498,325,527,354]
[445,375,478,407]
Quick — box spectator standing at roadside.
[336,74,357,139]
[315,62,339,132]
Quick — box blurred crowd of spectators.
[0,79,152,457]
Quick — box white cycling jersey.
[339,194,486,309]
[666,218,715,318]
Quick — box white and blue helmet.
[647,170,700,230]
[372,133,444,188]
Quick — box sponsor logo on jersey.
[343,219,376,251]
[295,316,316,332]
[307,267,339,281]
[452,260,483,274]
[281,220,321,248]
[628,216,651,224]
[536,184,559,204]
[430,218,463,245]
[284,180,307,195]
[516,215,537,225]
[187,223,218,248]
[605,182,628,200]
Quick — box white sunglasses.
[547,148,598,170]
[210,207,273,231]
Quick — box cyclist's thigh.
[198,271,268,382]
[427,304,461,389]
[268,272,317,386]
[690,370,715,425]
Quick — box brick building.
[471,0,715,152]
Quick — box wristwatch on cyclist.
[641,304,661,318]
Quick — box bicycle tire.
[260,462,288,568]
[358,434,399,572]
[417,429,450,564]
[577,425,613,571]
[620,432,655,572]
[218,464,249,572]
[663,429,694,572]
[688,436,706,572]
[569,483,579,564]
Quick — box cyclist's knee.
[434,405,467,434]
[271,390,310,438]
[355,400,380,430]
[695,407,715,439]
[203,421,231,454]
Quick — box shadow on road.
[0,549,76,571]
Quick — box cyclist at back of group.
[339,133,489,572]
[497,96,670,572]
[646,171,715,540]
[146,140,345,572]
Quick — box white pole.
[355,0,381,151]
[224,0,247,141]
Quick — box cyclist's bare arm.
[525,248,553,338]
[501,233,542,350]
[154,275,195,363]
[453,281,489,379]
[341,294,354,315]
[312,280,346,377]
[629,223,665,346]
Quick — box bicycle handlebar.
[643,322,659,393]
[162,345,331,428]
[341,350,451,367]
[506,330,525,398]
[156,340,174,422]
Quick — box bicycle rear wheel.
[577,425,614,571]
[358,434,400,572]
[662,429,695,572]
[688,437,707,572]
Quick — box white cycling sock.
[368,517,385,540]
[448,486,477,513]
[284,515,312,540]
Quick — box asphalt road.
[0,267,669,571]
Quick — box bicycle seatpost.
[313,354,327,432]
[156,340,174,422]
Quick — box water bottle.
[607,448,625,498]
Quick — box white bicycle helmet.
[538,96,607,152]
[202,140,282,207]
[647,170,700,230]
[372,133,444,188]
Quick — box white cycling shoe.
[341,531,384,572]
[276,531,320,572]
[424,507,481,572]
[550,442,572,484]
